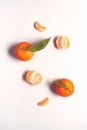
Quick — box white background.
[0,0,87,130]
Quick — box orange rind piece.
[25,70,42,85]
[38,97,50,106]
[34,21,47,32]
[56,36,70,49]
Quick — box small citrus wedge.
[38,97,50,106]
[34,21,46,32]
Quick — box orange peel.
[25,70,42,85]
[38,97,50,106]
[56,36,70,49]
[34,21,47,32]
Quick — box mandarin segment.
[38,97,50,106]
[34,21,47,32]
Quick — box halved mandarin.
[34,21,47,32]
[56,36,70,49]
[25,70,42,85]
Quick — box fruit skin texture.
[15,42,34,61]
[55,79,74,97]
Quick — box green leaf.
[28,37,51,52]
[53,80,70,91]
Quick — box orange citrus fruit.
[15,42,35,61]
[54,78,74,97]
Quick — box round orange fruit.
[54,78,74,97]
[15,42,35,61]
